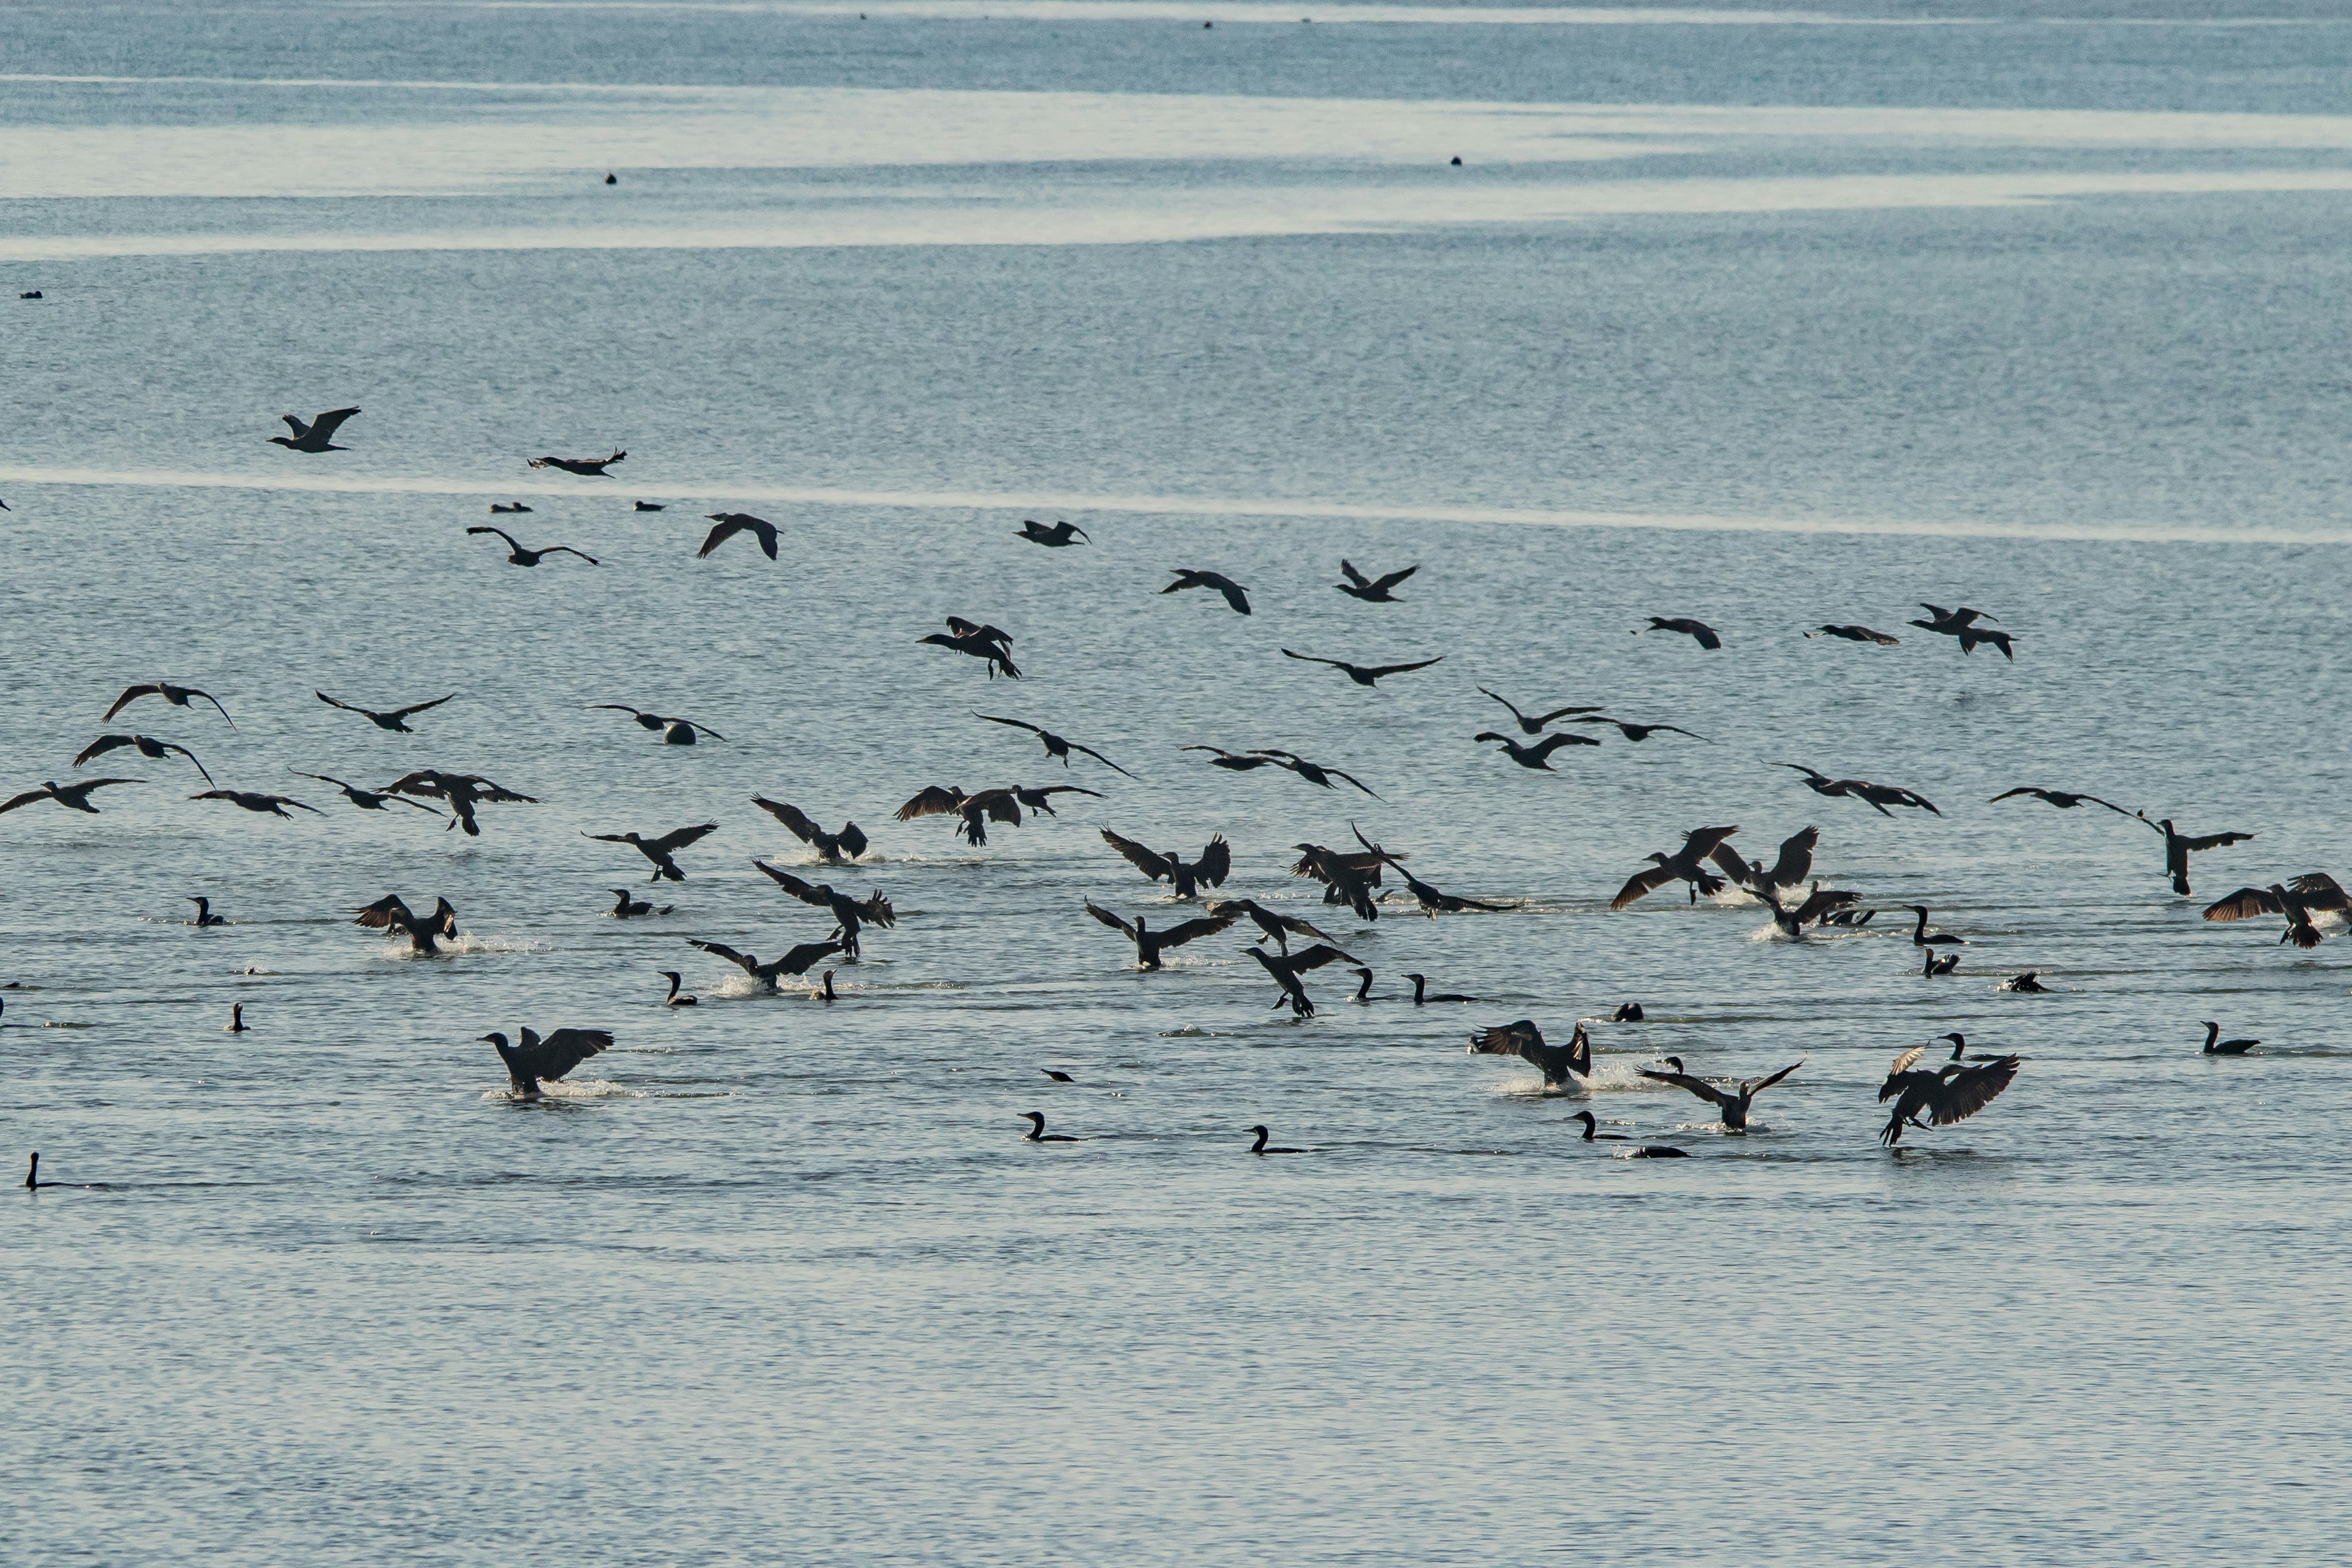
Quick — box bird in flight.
[1910,603,2016,658]
[1208,898,1341,955]
[291,772,445,816]
[2201,874,2349,949]
[316,691,455,732]
[1085,902,1239,970]
[2138,814,2256,896]
[1291,840,1390,922]
[192,789,322,819]
[591,704,726,745]
[689,935,845,990]
[379,770,536,837]
[751,798,869,863]
[1610,826,1740,909]
[355,894,460,954]
[1477,688,1604,734]
[1246,943,1358,1019]
[105,682,233,727]
[1281,650,1444,688]
[1,778,139,815]
[1468,1020,1590,1087]
[269,407,361,453]
[699,513,778,560]
[1474,731,1596,770]
[919,617,1021,680]
[1706,826,1819,897]
[1181,745,1280,772]
[752,860,896,958]
[1805,624,1900,646]
[1640,1060,1803,1132]
[529,450,626,477]
[1251,750,1379,798]
[975,714,1134,777]
[587,822,722,883]
[74,734,211,785]
[894,784,1101,846]
[1334,560,1418,603]
[1635,617,1721,650]
[1018,520,1088,547]
[468,526,597,567]
[1101,829,1231,899]
[483,1027,614,1100]
[1988,787,2135,814]
[1161,570,1252,616]
[1567,716,1711,744]
[1778,763,1939,818]
[1879,1046,2019,1145]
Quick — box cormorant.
[1182,745,1281,772]
[1101,829,1231,898]
[1041,1068,1074,1082]
[1247,943,1357,1018]
[270,407,361,453]
[1206,898,1340,954]
[1635,617,1721,650]
[591,704,726,745]
[1758,882,1861,937]
[660,970,696,1006]
[467,526,598,567]
[1904,905,1964,949]
[105,682,233,726]
[919,617,1021,679]
[2202,1021,2259,1055]
[699,513,779,559]
[24,1153,96,1189]
[1988,787,2133,814]
[1021,1111,1082,1142]
[1613,1002,1645,1022]
[1018,520,1088,546]
[1249,1125,1305,1153]
[1909,604,2015,659]
[1474,731,1596,770]
[1610,826,1739,908]
[635,501,665,512]
[483,1027,614,1099]
[1289,842,1388,920]
[753,859,895,957]
[228,1002,247,1033]
[1469,1020,1590,1086]
[489,502,531,514]
[2202,874,2348,949]
[1921,950,1959,976]
[1283,649,1445,687]
[1336,560,1418,602]
[1477,688,1604,734]
[191,789,322,819]
[2145,815,2256,896]
[587,822,721,882]
[1405,973,1474,1004]
[689,935,845,990]
[1567,1110,1688,1156]
[74,734,212,784]
[1879,1046,2019,1145]
[529,450,626,476]
[1352,968,1374,1001]
[977,714,1135,776]
[609,889,672,918]
[1085,902,1237,969]
[1778,763,1939,817]
[1251,750,1379,797]
[1806,624,1899,645]
[1708,826,1819,897]
[315,690,455,732]
[2001,971,2049,993]
[379,770,536,836]
[1567,717,1711,744]
[812,970,837,1004]
[187,897,227,927]
[291,772,445,816]
[355,894,459,954]
[895,784,1099,846]
[0,778,140,815]
[1638,1060,1801,1131]
[1161,569,1252,615]
[751,798,869,862]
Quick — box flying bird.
[699,513,778,560]
[1988,787,2135,814]
[688,935,845,990]
[751,798,869,862]
[587,822,722,882]
[1335,560,1418,603]
[1707,826,1818,895]
[1473,731,1597,770]
[919,617,1021,679]
[1101,829,1231,899]
[467,526,597,567]
[105,682,233,727]
[1085,902,1238,970]
[1639,1060,1802,1132]
[976,714,1134,777]
[1610,826,1740,909]
[1181,745,1281,772]
[2201,874,2350,949]
[1910,604,2015,659]
[1468,1020,1590,1087]
[1806,624,1900,645]
[1879,1046,2019,1145]
[2141,815,2256,896]
[190,789,320,819]
[1017,520,1088,546]
[1,778,139,815]
[590,704,726,745]
[1566,717,1711,744]
[1251,750,1380,798]
[529,450,626,476]
[1290,842,1390,921]
[315,691,455,732]
[1281,650,1444,688]
[1566,1111,1687,1157]
[269,407,361,453]
[1777,763,1939,818]
[74,734,211,785]
[752,859,896,957]
[895,784,1101,847]
[379,770,537,836]
[1206,898,1341,954]
[483,1027,614,1099]
[354,894,459,954]
[1477,688,1604,735]
[1161,570,1251,615]
[1635,617,1721,650]
[1757,882,1862,938]
[1246,943,1357,1019]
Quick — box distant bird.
[1777,763,1939,818]
[1906,905,1965,948]
[895,784,1101,846]
[752,861,895,957]
[315,690,455,732]
[1477,688,1604,735]
[812,970,838,1004]
[1351,968,1374,1001]
[17,292,38,301]
[269,406,361,453]
[1708,826,1819,896]
[1405,973,1474,1005]
[1758,882,1861,938]
[1101,829,1231,898]
[1613,1002,1646,1022]
[1283,649,1444,687]
[1879,1046,2019,1145]
[24,1153,99,1190]
[1249,1125,1305,1154]
[1018,520,1088,546]
[1251,750,1379,798]
[379,770,536,836]
[2202,874,2350,949]
[467,526,597,567]
[1567,1111,1687,1156]
[2202,1021,2260,1056]
[1469,1020,1590,1087]
[105,682,233,726]
[609,889,672,918]
[751,798,869,862]
[2143,815,2256,896]
[660,971,696,1006]
[1290,842,1390,921]
[688,935,845,990]
[1085,902,1238,970]
[1635,617,1721,650]
[529,450,626,476]
[1182,745,1281,772]
[191,789,320,819]
[1933,1033,2005,1062]
[1806,624,1899,645]
[354,894,459,954]
[187,897,227,927]
[919,617,1021,679]
[1207,898,1341,954]
[1387,860,1507,916]
[1474,731,1597,770]
[489,502,532,514]
[699,513,778,560]
[228,1003,247,1033]
[2001,971,2049,993]
[74,733,211,785]
[1640,1060,1801,1132]
[587,822,721,882]
[1246,943,1358,1019]
[0,778,139,815]
[591,704,726,745]
[1041,1068,1074,1082]
[483,1027,614,1099]
[1021,1111,1082,1143]
[634,501,665,512]
[1335,561,1418,603]
[1988,786,2134,814]
[1611,826,1739,908]
[1161,569,1251,615]
[1921,950,1959,976]
[291,772,445,816]
[1910,603,2015,659]
[1566,717,1711,744]
[976,714,1134,777]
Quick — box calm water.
[9,2,2352,1561]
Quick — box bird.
[186,897,227,927]
[1988,786,2135,814]
[1476,688,1604,735]
[1389,861,1508,915]
[976,714,1134,777]
[1473,731,1597,770]
[1910,604,2016,659]
[1757,882,1862,938]
[1777,763,1939,817]
[1182,745,1281,772]
[1021,1111,1082,1143]
[227,1003,247,1033]
[378,770,536,836]
[528,450,626,476]
[1282,649,1444,688]
[483,1027,615,1100]
[1289,842,1390,921]
[1335,560,1419,602]
[1251,750,1379,798]
[289,772,445,816]
[1610,826,1740,909]
[1921,950,1959,976]
[190,789,321,819]
[2202,1021,2260,1056]
[587,822,722,883]
[315,690,455,732]
[1708,826,1819,897]
[1566,1110,1688,1157]
[489,502,532,514]
[1932,1033,2004,1062]
[590,704,726,745]
[1161,569,1251,614]
[1206,898,1341,954]
[688,935,845,990]
[23,1153,102,1190]
[1639,1060,1801,1132]
[104,682,233,726]
[1248,1125,1305,1154]
[1566,717,1711,744]
[1905,905,1965,948]
[1351,968,1374,1001]
[1879,1046,2019,1145]
[810,970,839,1004]
[751,799,869,863]
[269,407,361,453]
[2143,816,2257,896]
[2201,875,2350,949]
[2001,971,2049,993]
[918,617,1021,679]
[752,861,896,958]
[1246,943,1358,1019]
[1613,1002,1646,1022]
[1635,617,1721,650]
[634,501,665,512]
[699,513,778,559]
[1806,624,1900,645]
[1101,830,1231,899]
[0,778,140,815]
[1469,1020,1591,1087]
[609,889,673,918]
[1041,1068,1075,1082]
[467,526,597,567]
[353,894,459,954]
[660,970,697,1006]
[894,784,1099,847]
[73,734,212,784]
[1085,902,1238,970]
[1405,973,1474,1005]
[1018,520,1088,546]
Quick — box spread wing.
[752,859,831,908]
[1768,827,1819,887]
[1212,576,1251,615]
[1366,657,1444,679]
[72,734,134,766]
[1196,835,1231,887]
[1742,1060,1804,1096]
[1470,1021,1544,1059]
[698,518,744,557]
[1016,785,1103,810]
[896,785,966,821]
[1370,565,1419,592]
[649,821,721,854]
[392,693,455,719]
[1883,1046,1926,1088]
[854,891,895,926]
[2290,873,2350,911]
[777,940,843,974]
[1084,900,1137,940]
[1926,1057,2019,1126]
[752,796,823,843]
[688,939,761,974]
[1281,650,1344,671]
[1156,912,1240,949]
[1339,559,1370,587]
[1531,734,1598,758]
[1065,741,1136,778]
[2201,887,2283,923]
[1282,941,1357,970]
[1101,829,1174,881]
[1792,888,1858,924]
[470,778,536,804]
[353,894,417,929]
[975,713,1044,739]
[102,684,161,721]
[2182,829,2255,852]
[307,407,361,440]
[1637,1069,1736,1111]
[1610,865,1678,910]
[1709,843,1756,883]
[507,1027,612,1085]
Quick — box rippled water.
[10,2,2352,1561]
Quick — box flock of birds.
[10,404,2319,1189]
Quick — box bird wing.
[1281,650,1344,670]
[1101,829,1173,881]
[1532,733,1599,758]
[1471,1021,1544,1057]
[747,519,779,559]
[392,693,456,719]
[353,894,416,929]
[584,831,632,845]
[0,788,54,813]
[649,821,722,854]
[307,407,361,440]
[2181,829,2255,852]
[1743,1060,1804,1096]
[591,703,657,725]
[1157,912,1241,950]
[278,794,323,814]
[1213,577,1251,615]
[777,940,843,974]
[751,797,823,843]
[1684,826,1741,859]
[470,778,537,804]
[281,412,312,438]
[1532,705,1605,724]
[1637,1068,1736,1111]
[72,734,133,766]
[1338,559,1370,587]
[696,518,742,557]
[1371,565,1419,592]
[1365,657,1444,678]
[1768,827,1820,887]
[896,785,967,821]
[513,1027,612,1084]
[1708,843,1755,883]
[1883,1046,1926,1087]
[1927,1057,2019,1126]
[855,891,895,926]
[688,939,761,974]
[1196,835,1231,888]
[752,860,831,908]
[836,823,868,859]
[1017,786,1104,810]
[1064,741,1135,778]
[467,525,519,547]
[102,684,161,722]
[1610,865,1678,910]
[1792,888,1858,924]
[1084,901,1137,939]
[546,546,599,564]
[975,713,1045,739]
[1324,766,1381,799]
[2290,873,2350,911]
[1283,941,1357,971]
[1689,622,1722,649]
[1477,688,1528,722]
[2203,886,2286,922]
[315,690,361,715]
[1987,786,2049,804]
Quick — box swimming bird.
[895,784,1101,847]
[1921,949,1959,976]
[1613,1002,1646,1022]
[1246,943,1358,1019]
[1162,569,1251,615]
[0,778,140,815]
[191,789,321,819]
[1708,826,1819,897]
[1469,1020,1590,1087]
[483,1027,614,1099]
[1639,1060,1801,1132]
[1041,1068,1074,1082]
[2143,815,2256,896]
[187,897,227,927]
[467,526,598,567]
[660,970,696,1006]
[1335,561,1419,603]
[750,798,869,863]
[290,772,446,816]
[2202,1021,2260,1055]
[2001,971,2049,993]
[1635,617,1721,650]
[1758,882,1862,938]
[1806,624,1900,645]
[74,733,212,784]
[1566,717,1712,744]
[609,889,673,918]
[270,406,361,453]
[976,714,1135,777]
[699,513,778,559]
[587,822,721,883]
[104,681,233,726]
[1352,968,1374,1001]
[1474,731,1597,769]
[1206,898,1341,954]
[1406,973,1474,1004]
[1101,829,1231,898]
[24,1153,100,1190]
[379,770,537,837]
[1182,745,1281,772]
[1905,905,1965,948]
[1988,786,2135,815]
[1610,826,1739,908]
[529,450,626,477]
[2201,874,2349,949]
[228,1003,247,1033]
[1932,1032,2005,1062]
[489,502,532,514]
[918,617,1021,679]
[590,704,726,745]
[1021,1111,1082,1143]
[1910,603,2016,659]
[688,935,845,990]
[1251,750,1380,798]
[1018,520,1088,546]
[752,860,896,957]
[315,690,456,732]
[1086,902,1238,970]
[1567,1110,1688,1156]
[354,894,459,954]
[1476,688,1605,735]
[634,501,665,512]
[1879,1046,2019,1145]
[811,970,838,1004]
[1249,1125,1305,1154]
[1778,763,1939,818]
[1283,649,1446,688]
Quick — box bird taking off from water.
[751,798,869,862]
[483,1027,614,1099]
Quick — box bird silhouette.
[1101,830,1230,898]
[353,894,459,954]
[1477,688,1605,734]
[590,704,726,745]
[750,798,869,862]
[483,1027,614,1099]
[1806,624,1900,645]
[468,526,597,567]
[1468,1020,1590,1086]
[105,682,233,727]
[689,935,845,990]
[270,407,361,452]
[316,691,455,732]
[976,714,1134,776]
[919,617,1021,679]
[529,450,626,476]
[1161,570,1251,615]
[1635,617,1721,650]
[587,822,722,882]
[1335,560,1418,602]
[1474,731,1597,769]
[191,789,320,819]
[1018,520,1088,546]
[1640,1060,1802,1131]
[1879,1046,2019,1145]
[752,860,896,958]
[894,784,1099,846]
[699,513,778,559]
[1085,902,1238,970]
[1281,650,1444,687]
[74,734,212,785]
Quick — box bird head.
[478,1032,508,1049]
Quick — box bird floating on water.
[187,897,227,927]
[468,526,597,567]
[1334,560,1418,603]
[1567,1110,1687,1157]
[591,704,726,745]
[1406,973,1474,1005]
[228,1002,247,1033]
[1613,1002,1645,1022]
[74,733,212,784]
[529,450,626,477]
[315,690,455,732]
[1161,569,1251,615]
[1022,1111,1082,1143]
[660,970,696,1006]
[105,682,233,727]
[2201,1021,2260,1055]
[1249,1125,1305,1154]
[1018,520,1088,546]
[489,502,532,514]
[609,889,673,918]
[751,798,869,863]
[1921,949,1959,976]
[634,500,665,512]
[270,407,361,453]
[2001,971,2049,993]
[976,714,1134,776]
[484,1027,614,1099]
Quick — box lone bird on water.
[483,1027,614,1099]
[1249,1125,1305,1154]
[468,526,598,567]
[186,897,227,927]
[1021,1112,1082,1143]
[2202,1021,2260,1056]
[609,889,672,918]
[1567,1111,1687,1157]
[270,407,361,453]
[316,690,455,732]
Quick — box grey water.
[8,1,2352,1561]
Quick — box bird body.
[1246,942,1357,1018]
[1021,1111,1082,1142]
[191,789,320,819]
[2151,816,2256,897]
[483,1027,614,1099]
[1283,649,1446,688]
[1249,1125,1305,1154]
[689,935,845,990]
[1879,1047,2019,1145]
[2202,1021,2260,1055]
[105,682,233,727]
[661,970,697,1006]
[1102,829,1231,898]
[1250,750,1379,798]
[291,772,445,816]
[379,770,536,837]
[1335,560,1418,602]
[354,894,459,954]
[1,778,141,815]
[609,888,672,918]
[1086,902,1238,970]
[187,897,227,927]
[977,714,1134,777]
[1018,520,1088,546]
[1806,624,1899,645]
[1611,826,1739,909]
[2201,874,2346,949]
[1469,1020,1591,1087]
[1568,1110,1687,1156]
[1405,973,1474,1005]
[919,617,1021,679]
[1637,617,1721,649]
[1640,1060,1801,1131]
[529,450,626,476]
[752,797,870,862]
[1474,731,1596,770]
[74,733,212,784]
[1779,763,1939,818]
[592,704,726,745]
[1207,898,1340,954]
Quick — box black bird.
[483,1027,614,1100]
[1283,649,1445,687]
[1635,617,1721,650]
[919,617,1021,679]
[74,733,212,785]
[187,897,227,927]
[1639,1060,1801,1132]
[228,1003,247,1033]
[1758,882,1862,938]
[689,935,845,990]
[752,798,870,862]
[290,772,445,816]
[1477,688,1605,735]
[2144,815,2257,897]
[1290,842,1390,921]
[1335,560,1419,603]
[977,714,1135,777]
[1018,520,1088,546]
[1249,1125,1305,1154]
[379,770,537,836]
[1910,603,2016,659]
[1613,1002,1646,1022]
[2202,1021,2260,1056]
[1351,968,1374,1001]
[1921,949,1960,976]
[1708,826,1819,896]
[1251,750,1380,798]
[354,894,459,954]
[1611,826,1739,908]
[489,502,532,514]
[753,860,896,958]
[1406,973,1474,1005]
[105,682,233,726]
[1879,1046,2019,1145]
[1469,1020,1591,1087]
[315,690,456,732]
[529,450,626,476]
[1102,829,1231,899]
[270,407,361,453]
[2202,875,2350,949]
[591,704,726,745]
[1182,745,1281,772]
[1021,1111,1082,1143]
[1474,731,1597,770]
[1778,763,1939,818]
[0,778,140,815]
[896,784,1101,846]
[1905,906,1965,948]
[1392,864,1507,916]
[661,970,697,1006]
[1806,624,1900,645]
[1041,1068,1074,1082]
[468,526,598,567]
[609,888,673,918]
[699,513,778,559]
[2001,971,2049,993]
[1162,569,1252,615]
[1085,902,1238,970]
[191,789,321,819]
[587,822,721,882]
[24,1153,102,1190]
[1567,717,1712,744]
[812,970,838,1004]
[1567,1110,1689,1157]
[1206,898,1342,954]
[634,501,665,512]
[1246,943,1357,1019]
[1988,786,2135,815]
[1933,1033,2005,1063]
